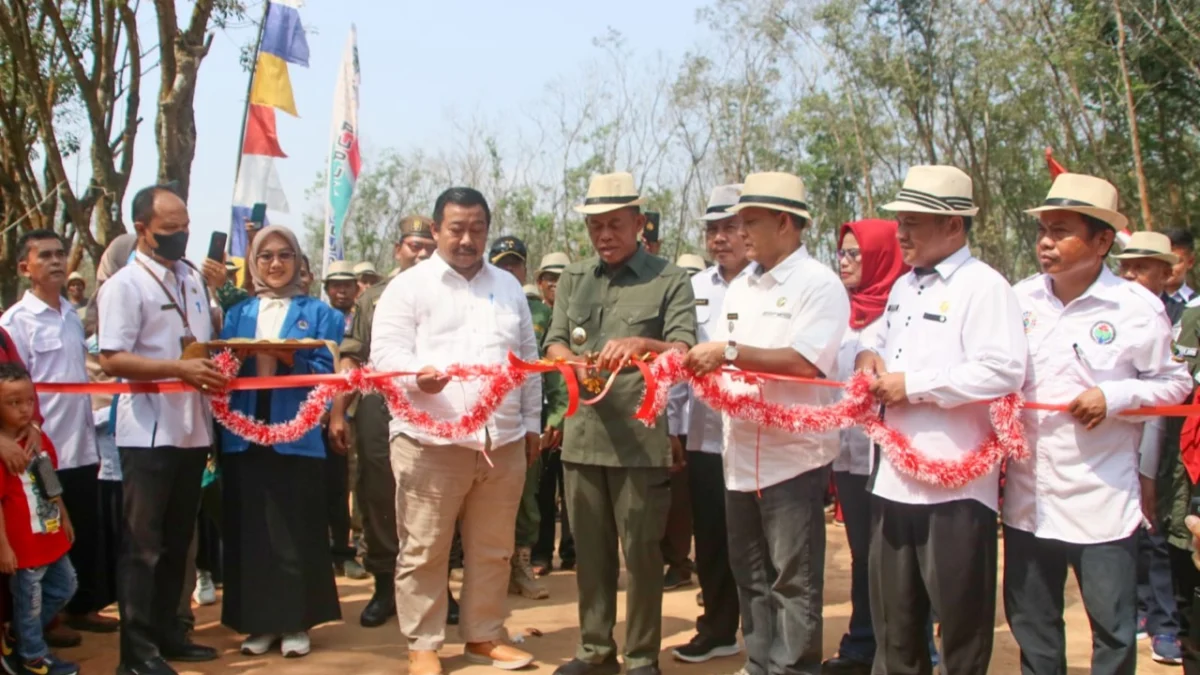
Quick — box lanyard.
[134,258,193,338]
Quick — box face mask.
[151,230,188,261]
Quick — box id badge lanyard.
[135,258,196,351]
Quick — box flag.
[260,0,310,67]
[250,52,298,116]
[234,155,290,213]
[242,105,287,157]
[321,26,361,277]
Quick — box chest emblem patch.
[939,300,950,313]
[571,327,587,345]
[297,319,309,331]
[1022,311,1036,334]
[1090,321,1116,346]
[776,297,786,308]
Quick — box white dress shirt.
[1172,284,1194,305]
[711,246,850,491]
[370,253,541,450]
[862,246,1028,511]
[666,263,751,454]
[254,297,292,377]
[1003,269,1192,543]
[97,251,214,449]
[1,291,98,469]
[832,317,882,475]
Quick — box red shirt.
[0,433,70,569]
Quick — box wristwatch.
[723,341,739,363]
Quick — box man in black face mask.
[97,184,228,675]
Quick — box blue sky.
[120,0,712,260]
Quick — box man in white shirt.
[687,172,850,675]
[97,184,228,675]
[1003,173,1192,675]
[1,230,115,635]
[371,187,541,675]
[667,184,749,665]
[855,166,1028,674]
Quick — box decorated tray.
[183,338,339,362]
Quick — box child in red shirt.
[0,363,79,675]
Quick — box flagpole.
[231,1,271,200]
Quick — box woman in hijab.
[218,226,343,658]
[824,220,911,675]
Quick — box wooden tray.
[183,338,339,362]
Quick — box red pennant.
[243,104,287,158]
[1045,147,1067,179]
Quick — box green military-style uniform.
[514,296,554,550]
[1158,305,1200,551]
[545,245,697,669]
[340,281,398,578]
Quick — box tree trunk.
[1112,0,1155,230]
[154,0,216,202]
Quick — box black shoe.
[447,587,460,626]
[560,558,576,571]
[821,656,872,675]
[116,658,178,675]
[159,641,218,663]
[360,575,397,628]
[552,657,620,675]
[626,664,661,675]
[672,635,741,663]
[663,567,693,591]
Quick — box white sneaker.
[240,634,278,656]
[281,631,311,658]
[193,570,217,606]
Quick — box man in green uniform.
[488,236,564,601]
[330,215,437,627]
[545,172,697,675]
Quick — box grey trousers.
[726,465,829,675]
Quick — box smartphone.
[249,202,267,228]
[1191,496,1200,518]
[207,232,228,261]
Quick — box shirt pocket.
[32,331,63,354]
[1075,342,1123,384]
[620,305,662,339]
[489,305,523,349]
[565,305,595,352]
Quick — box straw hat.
[324,260,357,282]
[1025,173,1128,231]
[573,172,645,215]
[881,165,979,216]
[536,252,570,277]
[728,172,812,221]
[67,271,86,284]
[353,262,379,278]
[676,253,707,274]
[1113,231,1179,265]
[699,184,743,221]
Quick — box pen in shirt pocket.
[1072,342,1098,385]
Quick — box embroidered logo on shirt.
[939,300,950,313]
[297,319,309,331]
[695,298,709,306]
[1091,321,1116,345]
[1022,311,1037,334]
[776,297,786,308]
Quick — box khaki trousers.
[391,434,525,650]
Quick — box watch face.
[724,345,737,361]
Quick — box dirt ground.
[67,522,1178,674]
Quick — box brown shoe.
[465,641,534,670]
[409,649,443,675]
[44,622,82,648]
[66,611,120,633]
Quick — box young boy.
[0,363,79,675]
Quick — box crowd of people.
[0,163,1197,675]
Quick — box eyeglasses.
[836,249,862,261]
[256,250,297,264]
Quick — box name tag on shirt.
[887,304,899,312]
[695,298,709,306]
[922,312,947,323]
[1175,345,1198,359]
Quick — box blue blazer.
[219,295,345,458]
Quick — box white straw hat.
[698,184,743,221]
[881,165,979,216]
[573,172,645,215]
[727,172,811,221]
[1025,173,1128,231]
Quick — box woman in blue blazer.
[218,226,344,658]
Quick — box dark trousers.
[355,394,398,576]
[869,497,997,675]
[58,464,107,615]
[1138,527,1180,637]
[533,449,574,566]
[324,430,354,562]
[689,451,739,644]
[727,466,828,675]
[661,443,693,575]
[117,446,208,666]
[1003,526,1137,675]
[1171,544,1200,636]
[834,472,874,664]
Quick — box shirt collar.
[431,251,492,284]
[134,249,179,279]
[18,290,64,317]
[594,245,654,279]
[751,245,809,286]
[917,245,972,281]
[706,262,752,288]
[1037,266,1125,307]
